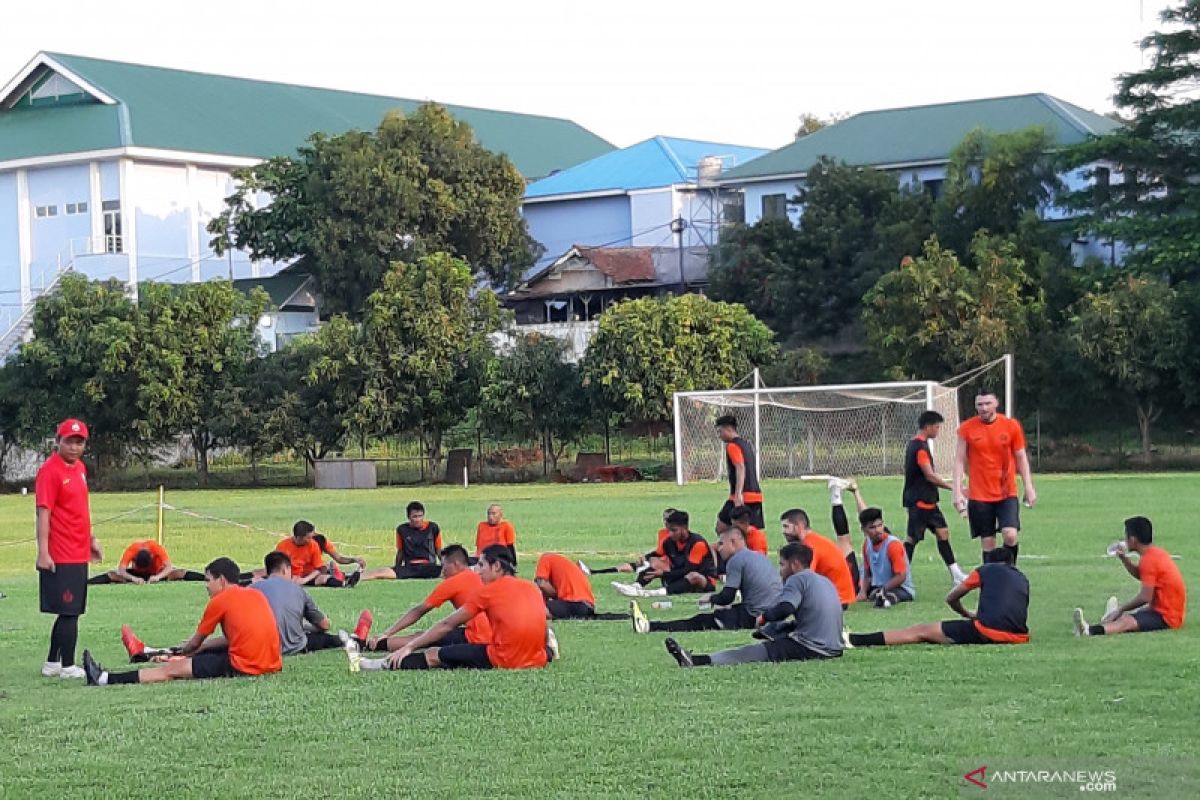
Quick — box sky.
[4,0,1170,149]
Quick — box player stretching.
[535,553,627,620]
[476,504,518,566]
[357,501,444,582]
[779,509,856,607]
[610,510,718,598]
[576,508,675,576]
[1074,517,1186,638]
[857,501,914,607]
[847,546,1029,648]
[715,415,763,533]
[902,411,968,583]
[952,389,1036,563]
[88,539,205,584]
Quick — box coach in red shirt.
[35,418,101,679]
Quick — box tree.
[209,104,537,317]
[583,294,778,426]
[0,363,28,482]
[361,253,503,475]
[480,333,591,474]
[1061,0,1200,282]
[795,111,849,139]
[1068,276,1188,461]
[864,234,1043,378]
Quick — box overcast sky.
[4,0,1168,149]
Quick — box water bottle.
[651,601,673,610]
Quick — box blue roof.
[524,136,769,200]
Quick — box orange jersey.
[958,415,1026,502]
[1139,546,1187,629]
[274,537,325,578]
[475,520,516,554]
[196,586,282,676]
[119,540,169,574]
[744,526,769,556]
[805,531,856,605]
[424,568,493,644]
[462,575,548,669]
[535,553,595,605]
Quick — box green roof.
[0,53,614,178]
[231,273,315,309]
[722,93,1122,181]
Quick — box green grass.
[0,476,1197,798]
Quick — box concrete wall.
[523,195,631,265]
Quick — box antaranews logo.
[962,764,1118,794]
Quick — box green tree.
[794,111,849,139]
[1067,275,1187,462]
[583,293,778,426]
[210,104,536,317]
[0,362,29,482]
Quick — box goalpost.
[672,355,1013,485]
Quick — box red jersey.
[35,452,91,563]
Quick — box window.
[65,201,88,215]
[721,192,745,228]
[1093,166,1111,204]
[102,200,122,254]
[922,179,944,201]
[33,204,58,218]
[761,193,787,220]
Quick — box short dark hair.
[440,544,470,565]
[976,388,998,399]
[665,510,689,528]
[729,506,751,522]
[858,507,884,527]
[133,548,153,570]
[205,557,240,583]
[480,544,516,575]
[715,414,738,429]
[264,551,292,574]
[1125,516,1153,544]
[293,520,315,537]
[987,547,1015,565]
[917,410,944,428]
[780,508,810,527]
[406,501,425,515]
[779,542,813,568]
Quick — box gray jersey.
[723,547,783,616]
[777,570,844,656]
[251,576,327,655]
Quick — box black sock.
[87,574,113,585]
[831,504,850,538]
[398,652,429,670]
[1089,624,1106,636]
[108,670,141,684]
[850,631,886,647]
[692,654,712,666]
[846,552,861,596]
[183,571,205,581]
[591,612,631,621]
[1005,543,1019,564]
[904,540,916,562]
[49,615,79,666]
[937,538,957,567]
[650,614,719,633]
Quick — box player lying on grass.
[476,504,517,566]
[846,546,1029,648]
[312,534,366,585]
[902,410,969,584]
[83,557,282,685]
[826,477,862,594]
[349,545,556,671]
[535,552,628,620]
[779,508,856,608]
[1074,516,1187,638]
[610,510,718,598]
[576,508,675,576]
[664,542,844,668]
[630,525,780,633]
[854,495,914,608]
[356,501,444,582]
[240,521,360,588]
[88,539,204,585]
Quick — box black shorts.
[392,562,441,580]
[718,500,764,528]
[1132,609,1170,632]
[763,637,836,662]
[664,576,714,595]
[434,627,470,647]
[906,504,948,541]
[941,620,997,645]
[546,599,595,620]
[714,604,758,630]
[967,498,1020,539]
[39,563,88,615]
[191,649,242,680]
[435,643,494,670]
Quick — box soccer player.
[715,415,763,533]
[82,557,282,685]
[476,504,517,566]
[576,508,675,576]
[36,419,101,679]
[779,508,856,607]
[664,542,844,668]
[610,510,718,597]
[357,501,444,582]
[250,551,357,654]
[535,552,626,620]
[903,410,968,583]
[857,506,915,607]
[351,545,552,671]
[362,544,493,652]
[312,533,367,584]
[1073,516,1187,637]
[826,478,862,594]
[88,539,204,585]
[847,546,1029,648]
[630,526,781,633]
[952,389,1037,563]
[728,506,770,556]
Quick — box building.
[0,51,614,350]
[231,273,319,354]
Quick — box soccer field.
[1,475,1197,798]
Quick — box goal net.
[672,356,1012,485]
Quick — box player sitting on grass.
[779,508,856,608]
[576,508,675,576]
[476,504,517,566]
[349,545,556,671]
[1074,516,1187,638]
[728,506,769,556]
[664,542,844,668]
[362,544,493,653]
[240,521,358,587]
[312,533,366,585]
[630,525,780,633]
[83,557,282,685]
[856,502,914,608]
[826,477,862,594]
[535,552,628,620]
[88,539,204,585]
[356,501,444,582]
[846,546,1029,648]
[610,510,718,598]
